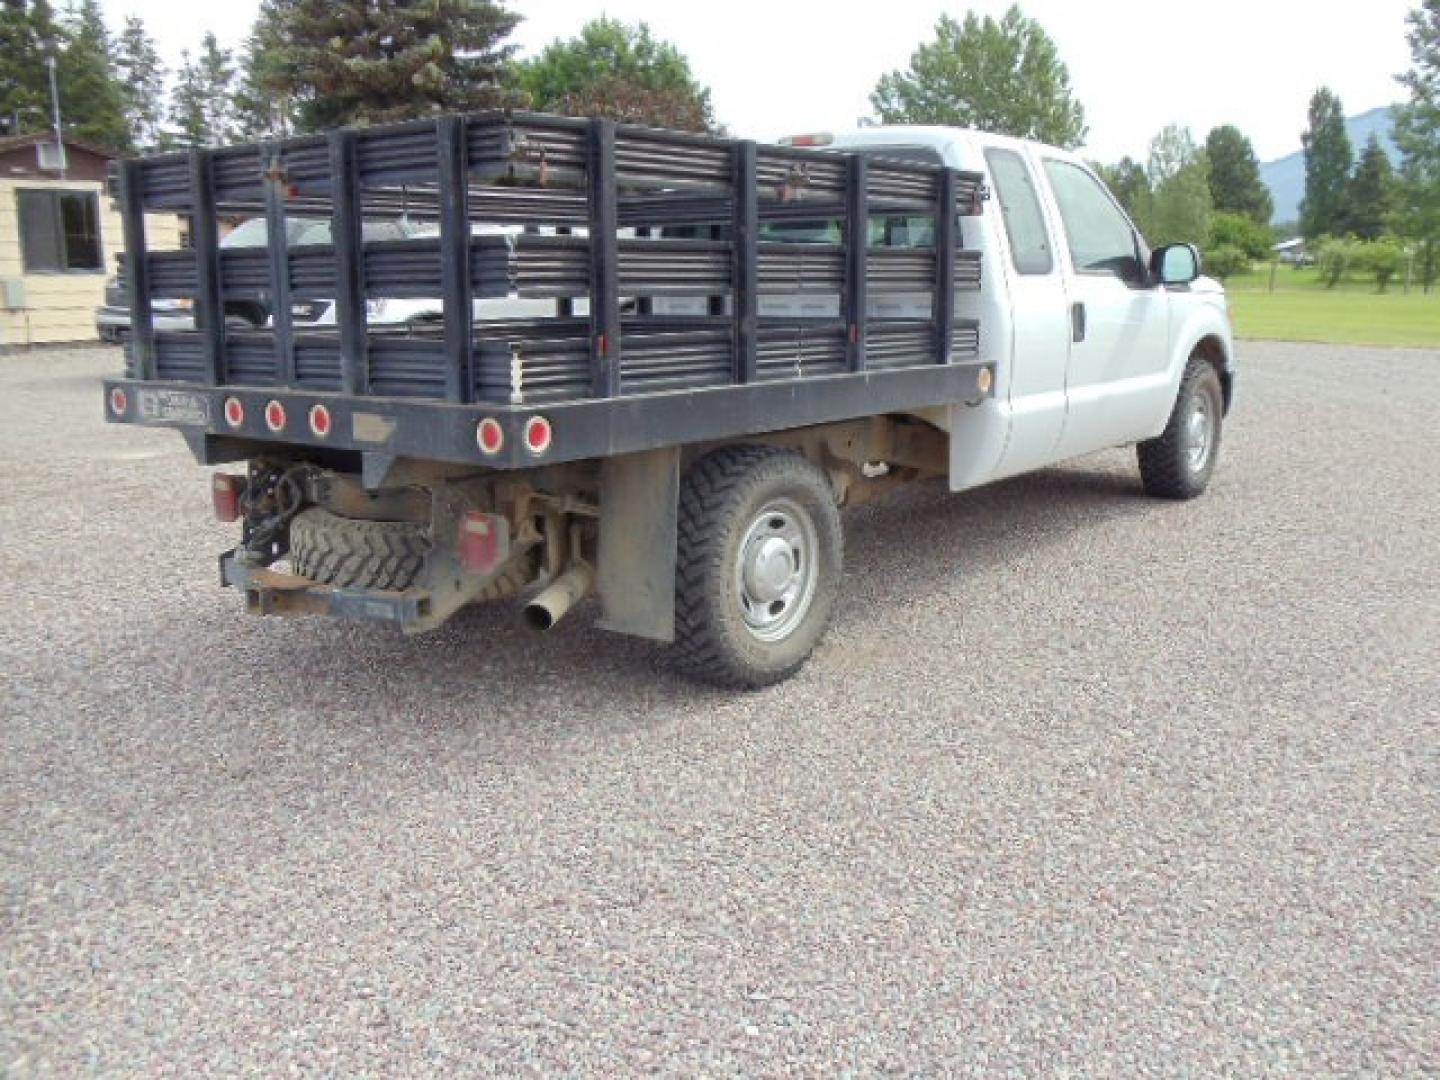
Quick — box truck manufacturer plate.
[137,388,211,425]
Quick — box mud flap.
[597,446,679,642]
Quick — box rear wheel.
[671,446,842,688]
[1138,356,1224,500]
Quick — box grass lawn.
[1220,265,1440,348]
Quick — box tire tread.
[671,445,840,688]
[290,508,430,591]
[1138,356,1223,500]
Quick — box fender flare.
[1166,303,1235,414]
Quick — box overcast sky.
[99,0,1417,162]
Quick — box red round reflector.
[476,417,504,455]
[223,397,245,427]
[523,416,552,455]
[109,387,128,415]
[308,403,332,437]
[264,400,287,433]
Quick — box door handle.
[1071,301,1086,343]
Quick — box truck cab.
[802,126,1233,492]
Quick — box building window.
[16,189,104,273]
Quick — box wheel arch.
[1192,333,1234,414]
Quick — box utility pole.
[46,55,65,179]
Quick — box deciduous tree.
[1143,125,1212,247]
[518,17,715,132]
[871,5,1086,148]
[1209,210,1274,261]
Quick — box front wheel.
[1137,356,1225,500]
[671,446,843,688]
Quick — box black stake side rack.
[104,110,994,470]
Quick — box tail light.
[476,417,504,455]
[223,397,245,427]
[523,415,552,455]
[458,511,508,574]
[264,400,287,433]
[308,403,332,437]
[212,473,245,522]
[108,387,128,416]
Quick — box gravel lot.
[2,341,1436,1075]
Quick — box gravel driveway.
[2,341,1436,1075]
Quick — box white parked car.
[289,223,582,331]
[97,217,423,341]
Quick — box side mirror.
[1150,242,1201,286]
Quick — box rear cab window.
[760,146,948,250]
[984,148,1053,275]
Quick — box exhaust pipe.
[523,562,595,631]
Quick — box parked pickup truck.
[103,111,1233,687]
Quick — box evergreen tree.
[267,0,522,131]
[1344,135,1395,240]
[1204,124,1273,224]
[1299,87,1353,239]
[166,49,208,148]
[0,0,62,137]
[116,16,166,150]
[517,17,715,132]
[166,33,237,148]
[1393,0,1440,290]
[871,5,1087,148]
[56,0,128,149]
[197,30,237,144]
[233,0,296,138]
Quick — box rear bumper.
[103,359,994,470]
[222,553,433,629]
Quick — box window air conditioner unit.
[36,140,66,172]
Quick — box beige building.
[0,134,181,347]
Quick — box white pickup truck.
[802,125,1233,494]
[103,113,1233,687]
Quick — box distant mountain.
[1259,106,1402,226]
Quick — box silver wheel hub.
[735,500,819,643]
[744,536,796,603]
[1186,393,1214,472]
